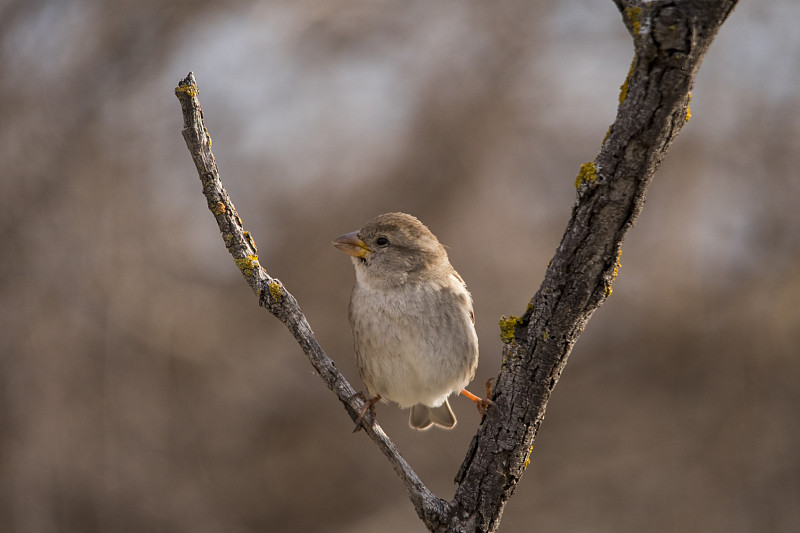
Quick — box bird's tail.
[409,399,456,430]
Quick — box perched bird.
[333,212,489,430]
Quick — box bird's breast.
[348,278,478,408]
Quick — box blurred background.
[2,0,798,531]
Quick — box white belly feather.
[349,273,479,408]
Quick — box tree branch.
[443,1,738,531]
[176,0,738,530]
[438,0,736,531]
[174,74,448,525]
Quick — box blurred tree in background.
[1,1,799,531]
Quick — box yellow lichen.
[605,250,623,297]
[499,315,523,344]
[204,125,213,147]
[174,83,197,98]
[602,124,613,147]
[612,249,622,282]
[614,10,644,112]
[268,280,283,302]
[234,254,260,277]
[625,6,642,35]
[619,55,637,105]
[619,79,629,105]
[524,444,534,469]
[542,328,549,341]
[575,161,598,190]
[212,201,226,215]
[526,300,535,315]
[244,231,258,253]
[685,92,692,122]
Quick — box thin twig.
[174,73,447,524]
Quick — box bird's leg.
[460,379,496,415]
[350,392,381,433]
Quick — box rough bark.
[175,1,738,531]
[445,1,738,531]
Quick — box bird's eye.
[376,236,389,247]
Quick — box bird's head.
[332,212,449,284]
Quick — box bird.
[332,212,490,431]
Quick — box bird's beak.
[332,231,372,258]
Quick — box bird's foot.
[460,387,496,415]
[349,392,381,433]
[485,377,496,398]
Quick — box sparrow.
[333,212,489,430]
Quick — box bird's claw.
[485,377,496,397]
[460,378,501,416]
[349,392,379,433]
[460,387,498,416]
[476,397,496,415]
[482,378,503,415]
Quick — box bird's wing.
[450,271,475,324]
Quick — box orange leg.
[460,379,496,415]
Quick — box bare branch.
[174,73,447,525]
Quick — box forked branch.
[175,1,738,531]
